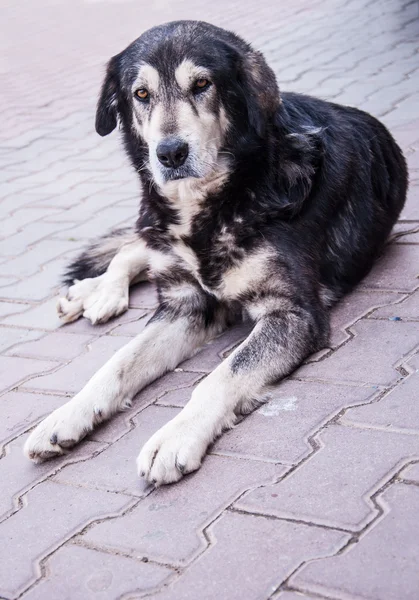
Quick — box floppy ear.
[241,50,280,137]
[95,58,119,136]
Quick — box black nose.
[156,139,189,169]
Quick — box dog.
[24,20,408,485]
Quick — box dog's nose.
[156,139,189,169]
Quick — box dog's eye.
[136,88,149,101]
[193,79,211,94]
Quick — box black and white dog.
[24,21,408,485]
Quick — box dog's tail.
[62,226,138,286]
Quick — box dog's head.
[96,21,279,189]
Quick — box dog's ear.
[96,58,119,136]
[240,50,280,137]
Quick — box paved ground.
[1,0,419,598]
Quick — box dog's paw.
[137,419,209,485]
[82,285,128,325]
[57,277,102,324]
[23,398,103,462]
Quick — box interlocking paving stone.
[0,391,68,449]
[401,462,419,483]
[372,289,419,319]
[150,511,348,600]
[82,453,285,565]
[0,436,105,521]
[212,380,375,464]
[359,244,419,292]
[54,406,180,495]
[236,424,419,531]
[20,335,132,393]
[0,355,59,394]
[341,353,419,433]
[0,326,43,354]
[0,301,31,319]
[296,320,419,386]
[291,483,419,600]
[6,331,94,361]
[0,481,134,598]
[328,290,401,347]
[20,544,173,600]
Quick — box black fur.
[69,20,407,361]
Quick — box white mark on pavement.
[258,396,298,416]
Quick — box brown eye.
[136,88,149,100]
[194,78,211,94]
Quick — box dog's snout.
[157,139,189,169]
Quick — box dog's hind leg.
[57,237,149,325]
[25,289,230,462]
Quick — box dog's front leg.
[25,293,228,461]
[58,237,149,325]
[138,301,328,485]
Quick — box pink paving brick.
[150,511,348,600]
[291,484,419,600]
[296,319,419,386]
[1,0,419,597]
[236,424,419,531]
[0,391,68,449]
[0,481,135,598]
[212,379,375,464]
[20,544,173,600]
[0,436,105,521]
[82,451,285,565]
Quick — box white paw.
[57,277,102,324]
[83,284,128,325]
[57,275,128,325]
[23,397,103,461]
[137,418,210,485]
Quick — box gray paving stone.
[0,326,43,354]
[296,320,419,386]
[401,462,419,483]
[21,335,131,393]
[0,257,67,301]
[0,355,59,394]
[150,511,348,600]
[372,289,419,319]
[128,281,159,309]
[0,391,69,449]
[0,238,78,278]
[0,301,30,320]
[6,331,94,360]
[292,483,419,600]
[359,244,419,292]
[401,182,419,220]
[20,544,172,600]
[0,481,134,598]
[1,297,68,330]
[82,454,284,565]
[213,380,375,464]
[329,290,401,347]
[236,424,419,531]
[341,353,419,433]
[0,436,105,521]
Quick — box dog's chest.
[168,231,271,300]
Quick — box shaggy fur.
[25,21,407,485]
